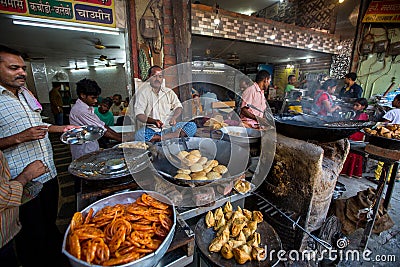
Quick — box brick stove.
[256,134,350,251]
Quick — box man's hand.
[15,160,48,186]
[63,125,80,132]
[169,117,177,126]
[154,120,164,128]
[16,126,48,143]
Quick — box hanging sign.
[363,1,400,23]
[0,0,115,27]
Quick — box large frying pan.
[151,137,251,187]
[274,115,375,143]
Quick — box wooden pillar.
[170,0,192,119]
[127,0,140,89]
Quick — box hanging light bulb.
[338,0,345,3]
[214,4,221,26]
[306,58,311,63]
[307,37,313,48]
[270,27,276,40]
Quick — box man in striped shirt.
[0,151,47,267]
[0,45,76,266]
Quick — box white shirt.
[383,108,400,124]
[134,84,182,131]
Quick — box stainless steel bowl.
[62,190,176,267]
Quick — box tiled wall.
[191,5,340,55]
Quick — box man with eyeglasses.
[134,65,197,142]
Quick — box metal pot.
[218,126,261,144]
[62,190,176,267]
[151,137,251,187]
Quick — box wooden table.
[349,141,399,250]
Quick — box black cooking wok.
[274,115,375,143]
[151,137,251,187]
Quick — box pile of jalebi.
[66,193,173,266]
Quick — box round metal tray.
[61,125,105,144]
[68,147,150,180]
[195,217,282,267]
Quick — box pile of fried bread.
[174,150,228,180]
[205,201,266,264]
[364,124,400,140]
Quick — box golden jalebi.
[66,194,172,266]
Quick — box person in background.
[285,75,297,98]
[382,94,400,123]
[192,92,203,116]
[0,44,77,267]
[240,70,270,128]
[134,65,197,142]
[339,72,363,99]
[374,94,400,182]
[313,79,341,117]
[49,82,64,125]
[121,96,130,115]
[0,152,47,267]
[341,98,369,178]
[201,88,218,115]
[69,78,122,159]
[94,97,114,126]
[110,93,124,116]
[287,91,303,114]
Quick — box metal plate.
[195,218,282,267]
[62,190,176,267]
[61,125,105,144]
[68,147,150,180]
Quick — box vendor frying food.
[240,70,271,128]
[134,65,197,142]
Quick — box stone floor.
[52,133,399,266]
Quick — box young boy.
[287,91,303,114]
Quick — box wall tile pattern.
[192,7,340,55]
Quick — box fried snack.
[177,168,191,174]
[177,151,190,160]
[190,163,204,173]
[205,202,266,265]
[233,245,252,264]
[66,194,172,266]
[234,180,252,194]
[213,165,228,174]
[207,171,221,179]
[221,243,234,259]
[205,211,215,228]
[197,156,208,165]
[364,124,400,140]
[174,173,191,180]
[224,201,232,213]
[251,246,267,261]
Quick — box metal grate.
[247,194,304,250]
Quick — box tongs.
[245,104,275,127]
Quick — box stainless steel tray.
[68,147,150,180]
[61,125,105,144]
[62,190,176,267]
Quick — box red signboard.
[363,1,400,23]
